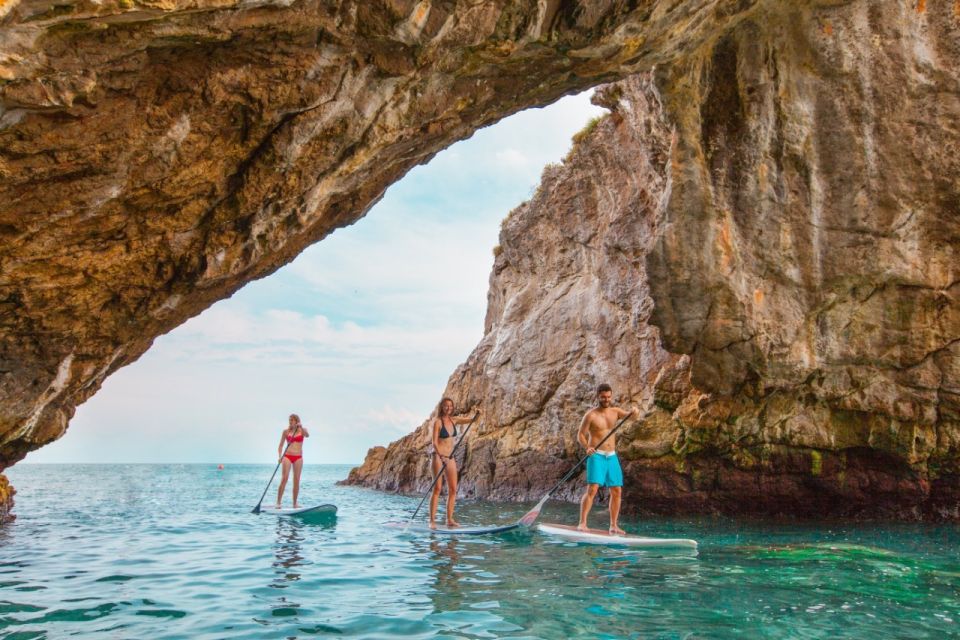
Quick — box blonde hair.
[289,414,301,427]
[437,398,454,417]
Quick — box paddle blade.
[251,504,261,514]
[518,507,541,528]
[518,494,551,527]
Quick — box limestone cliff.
[645,1,960,517]
[348,47,959,519]
[345,74,679,506]
[2,1,960,520]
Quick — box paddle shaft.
[409,412,479,522]
[252,424,301,514]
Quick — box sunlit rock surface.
[3,0,959,519]
[645,0,960,517]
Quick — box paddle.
[408,411,480,524]
[252,423,302,514]
[516,410,638,527]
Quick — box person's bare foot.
[429,520,437,530]
[446,519,459,528]
[610,525,626,535]
[275,503,281,509]
[293,503,300,509]
[577,522,589,532]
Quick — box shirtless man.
[577,383,639,534]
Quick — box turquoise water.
[1,465,958,639]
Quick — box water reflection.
[271,518,307,588]
[428,538,466,612]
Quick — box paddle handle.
[409,411,480,522]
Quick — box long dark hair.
[437,397,455,418]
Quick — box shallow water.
[2,464,958,639]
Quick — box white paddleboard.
[258,504,337,518]
[538,523,697,549]
[385,521,520,535]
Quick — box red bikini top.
[286,430,304,443]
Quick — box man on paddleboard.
[577,383,639,534]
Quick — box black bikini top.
[438,418,457,439]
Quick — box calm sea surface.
[1,464,958,639]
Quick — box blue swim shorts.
[585,452,623,488]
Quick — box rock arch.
[2,0,958,518]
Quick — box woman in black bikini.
[429,398,479,529]
[276,414,309,509]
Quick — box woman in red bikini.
[276,414,309,509]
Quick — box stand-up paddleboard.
[538,523,697,549]
[257,504,337,519]
[385,521,520,536]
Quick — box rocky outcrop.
[348,3,960,519]
[0,474,14,523]
[649,0,960,437]
[3,1,960,520]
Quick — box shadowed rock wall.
[646,0,960,517]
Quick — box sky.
[25,91,607,465]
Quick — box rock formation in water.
[3,1,959,519]
[0,474,13,523]
[348,0,960,519]
[346,74,680,507]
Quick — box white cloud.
[365,405,424,432]
[495,148,530,169]
[171,306,475,364]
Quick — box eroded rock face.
[0,474,14,523]
[0,0,764,470]
[645,0,960,516]
[348,0,960,519]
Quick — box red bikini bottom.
[284,454,302,464]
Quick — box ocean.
[1,464,957,639]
